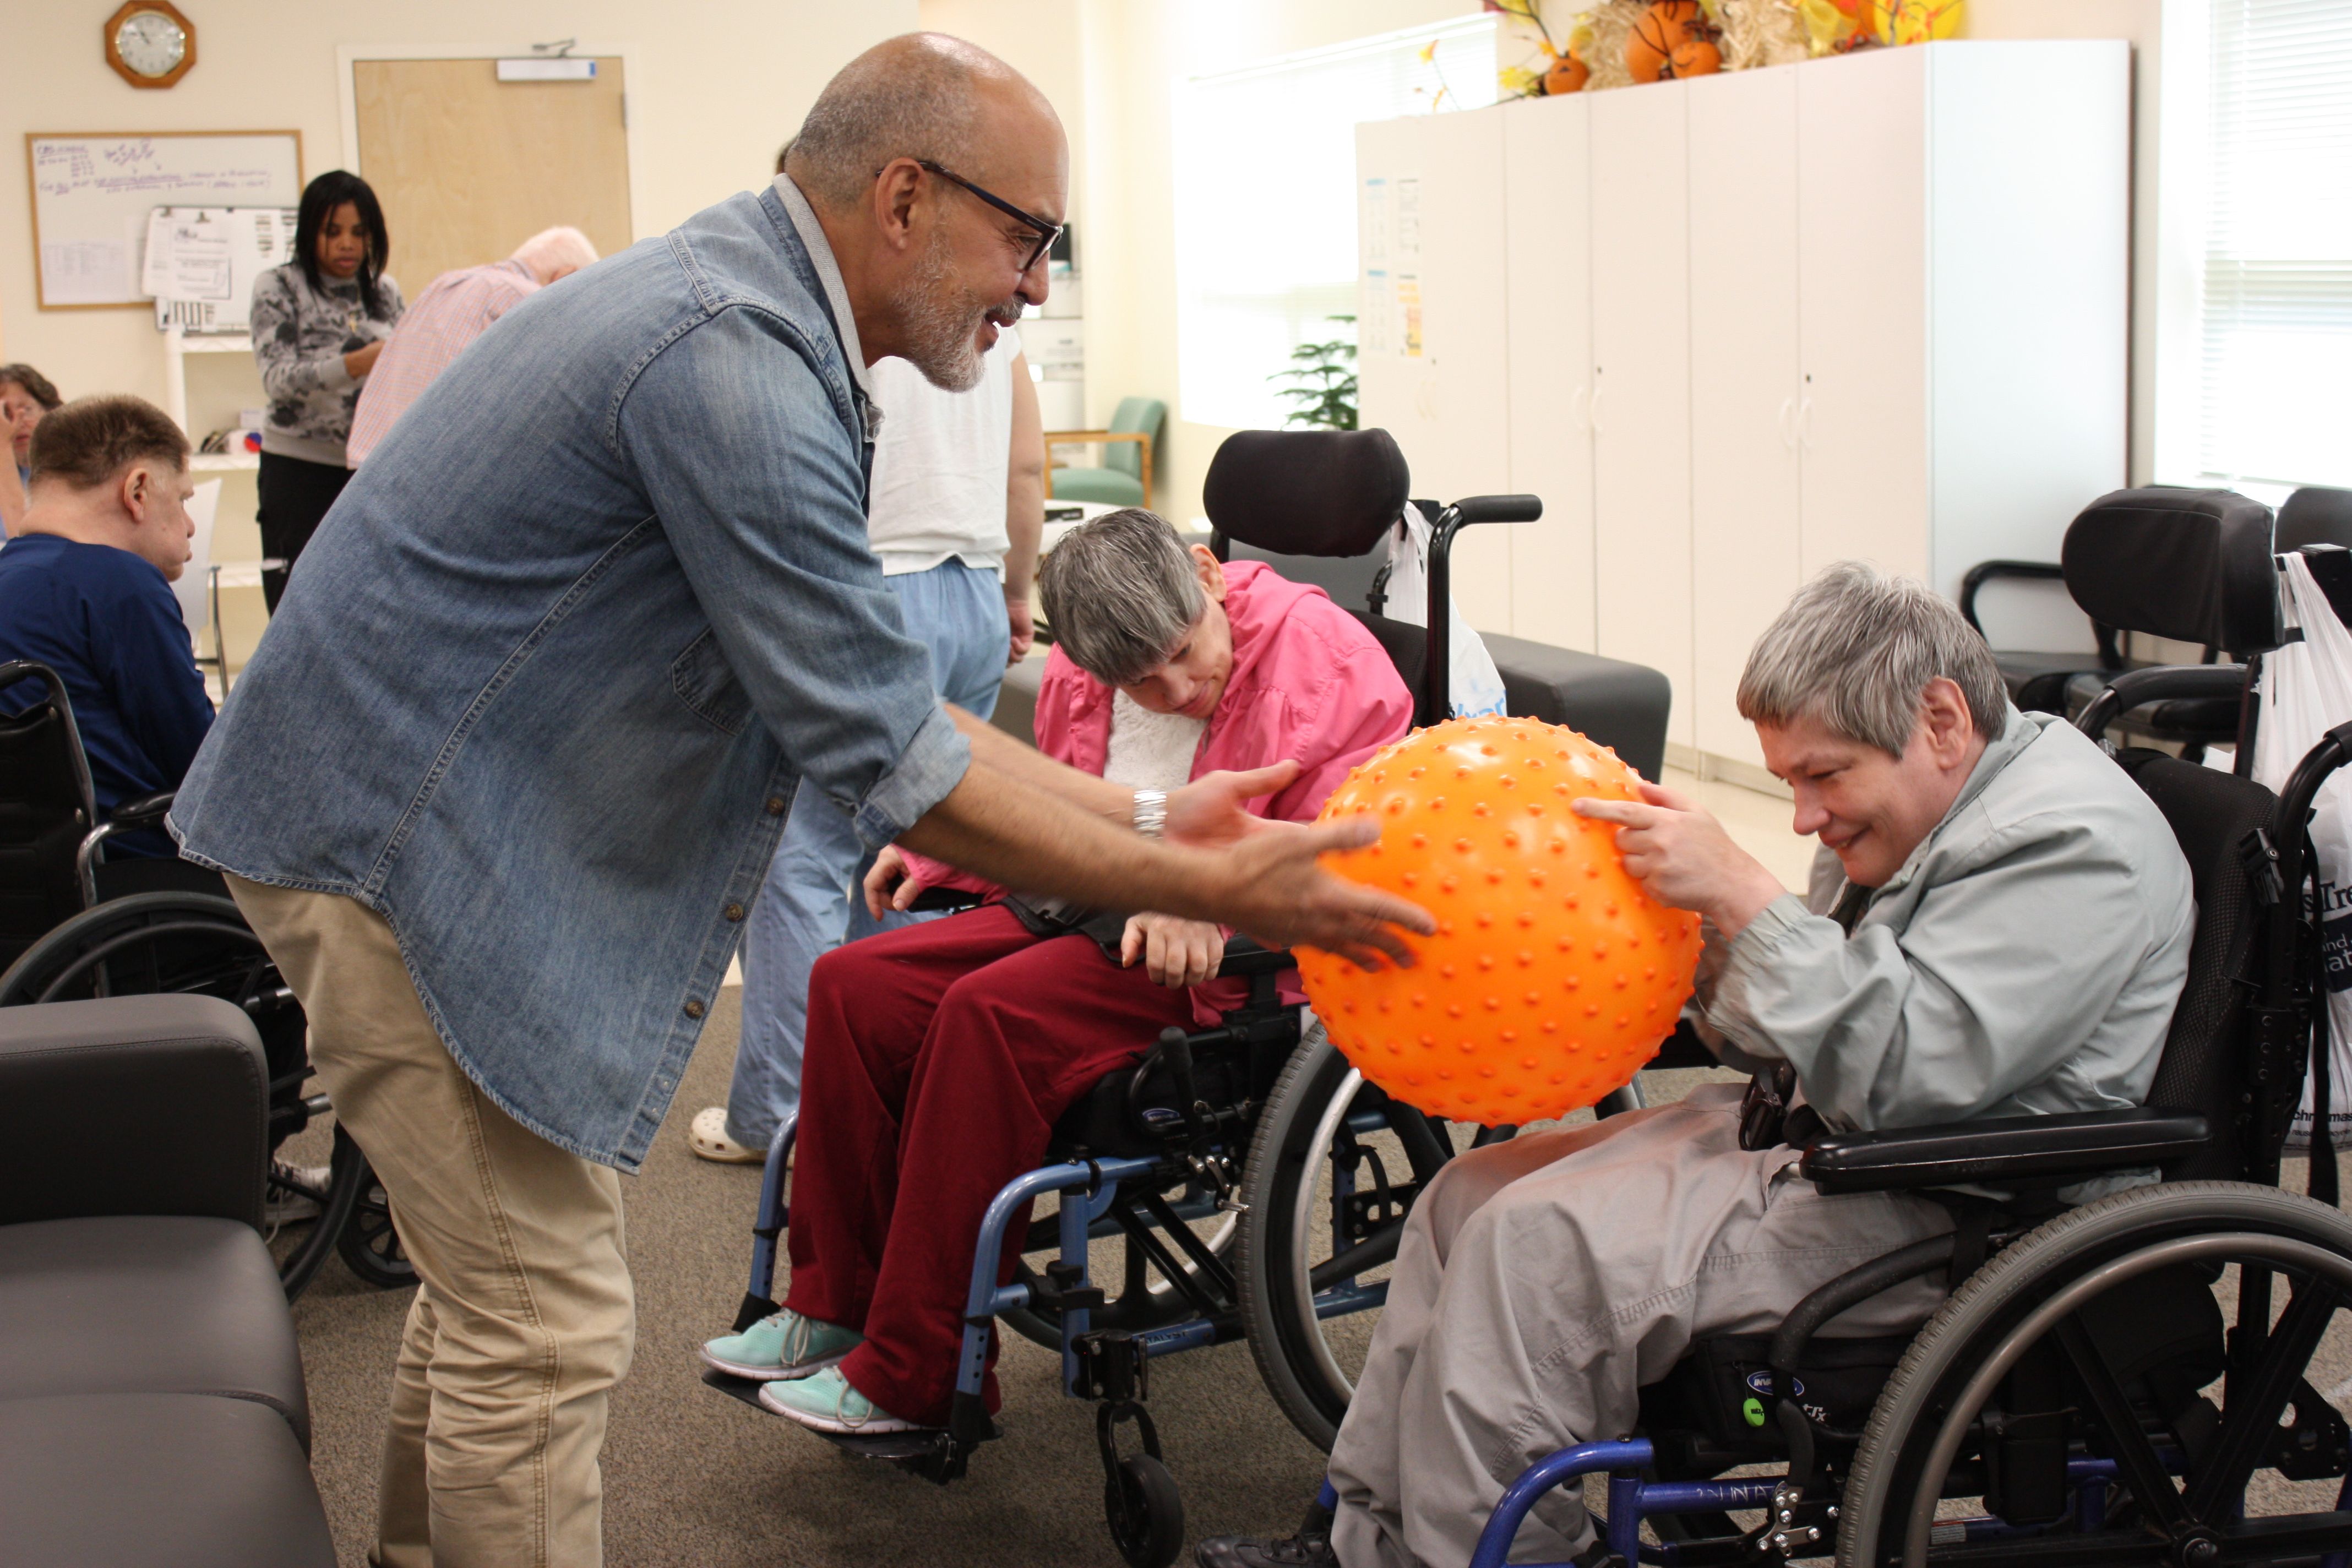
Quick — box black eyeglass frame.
[913,159,1063,273]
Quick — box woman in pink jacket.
[703,508,1413,1435]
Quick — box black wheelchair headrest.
[2061,487,2279,654]
[2278,486,2352,555]
[1202,428,1409,559]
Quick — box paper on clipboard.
[143,211,234,300]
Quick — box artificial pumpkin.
[1626,1,1720,84]
[1670,35,1724,75]
[1545,45,1592,94]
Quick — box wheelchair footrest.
[699,1366,999,1483]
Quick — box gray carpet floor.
[281,995,2352,1566]
[285,988,1349,1568]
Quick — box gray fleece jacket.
[249,261,404,466]
[1699,709,2195,1134]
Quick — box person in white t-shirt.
[689,324,1045,1162]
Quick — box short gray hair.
[1736,560,2007,756]
[787,34,999,210]
[1037,509,1207,686]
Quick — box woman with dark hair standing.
[249,170,403,609]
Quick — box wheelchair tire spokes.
[2050,1314,2191,1533]
[2184,1276,2346,1522]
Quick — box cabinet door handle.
[1588,384,1605,434]
[1571,385,1591,431]
[1777,397,1796,450]
[1796,396,1814,451]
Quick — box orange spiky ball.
[1298,716,1703,1126]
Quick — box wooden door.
[1503,94,1597,654]
[1591,82,1694,752]
[1796,48,1928,583]
[1689,64,1801,770]
[354,58,633,298]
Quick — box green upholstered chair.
[1046,397,1165,509]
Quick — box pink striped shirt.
[346,258,540,466]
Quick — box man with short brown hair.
[0,395,210,857]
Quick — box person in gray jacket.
[1201,561,2195,1568]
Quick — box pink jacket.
[903,559,1413,895]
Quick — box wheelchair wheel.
[1838,1181,2352,1567]
[1235,1020,1513,1451]
[1106,1453,1185,1568]
[336,1147,417,1289]
[277,1124,372,1301]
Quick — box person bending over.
[0,395,210,859]
[346,226,598,467]
[701,507,1414,1433]
[1202,561,2196,1568]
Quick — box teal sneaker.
[757,1365,921,1434]
[699,1309,862,1381]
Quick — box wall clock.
[105,2,196,89]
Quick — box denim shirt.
[171,177,972,1171]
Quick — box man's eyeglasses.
[914,159,1062,274]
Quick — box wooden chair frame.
[1044,429,1154,511]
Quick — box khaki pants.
[1327,1084,1950,1568]
[232,877,634,1568]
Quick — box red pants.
[783,905,1246,1426]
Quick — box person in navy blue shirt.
[0,394,211,858]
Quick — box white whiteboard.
[26,131,303,308]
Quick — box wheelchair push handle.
[1442,494,1543,529]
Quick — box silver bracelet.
[1131,788,1169,839]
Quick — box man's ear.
[118,462,151,522]
[870,157,927,255]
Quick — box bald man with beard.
[169,35,1429,1566]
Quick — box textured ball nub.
[1298,716,1704,1125]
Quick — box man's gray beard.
[894,229,988,392]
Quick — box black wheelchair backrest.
[2278,485,2352,556]
[0,662,101,967]
[2110,747,2277,1183]
[2062,487,2279,656]
[1201,427,1409,559]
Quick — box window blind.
[2198,0,2352,489]
[1173,17,1496,433]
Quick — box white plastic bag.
[1382,503,1508,719]
[2250,553,2352,1152]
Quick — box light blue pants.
[725,560,1010,1149]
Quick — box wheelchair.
[1436,486,2352,1567]
[700,427,1686,1565]
[0,659,413,1301]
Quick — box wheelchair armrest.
[110,790,177,827]
[1218,937,1294,977]
[1799,1107,2211,1196]
[0,995,268,1230]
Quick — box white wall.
[1964,0,2171,487]
[0,0,916,406]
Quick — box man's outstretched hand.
[1572,782,1788,938]
[1166,763,1300,848]
[1207,812,1433,970]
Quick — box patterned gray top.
[249,262,404,466]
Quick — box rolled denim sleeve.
[1703,821,2158,1131]
[616,304,970,846]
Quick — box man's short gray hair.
[1736,560,2008,756]
[1037,509,1207,687]
[787,34,1000,210]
